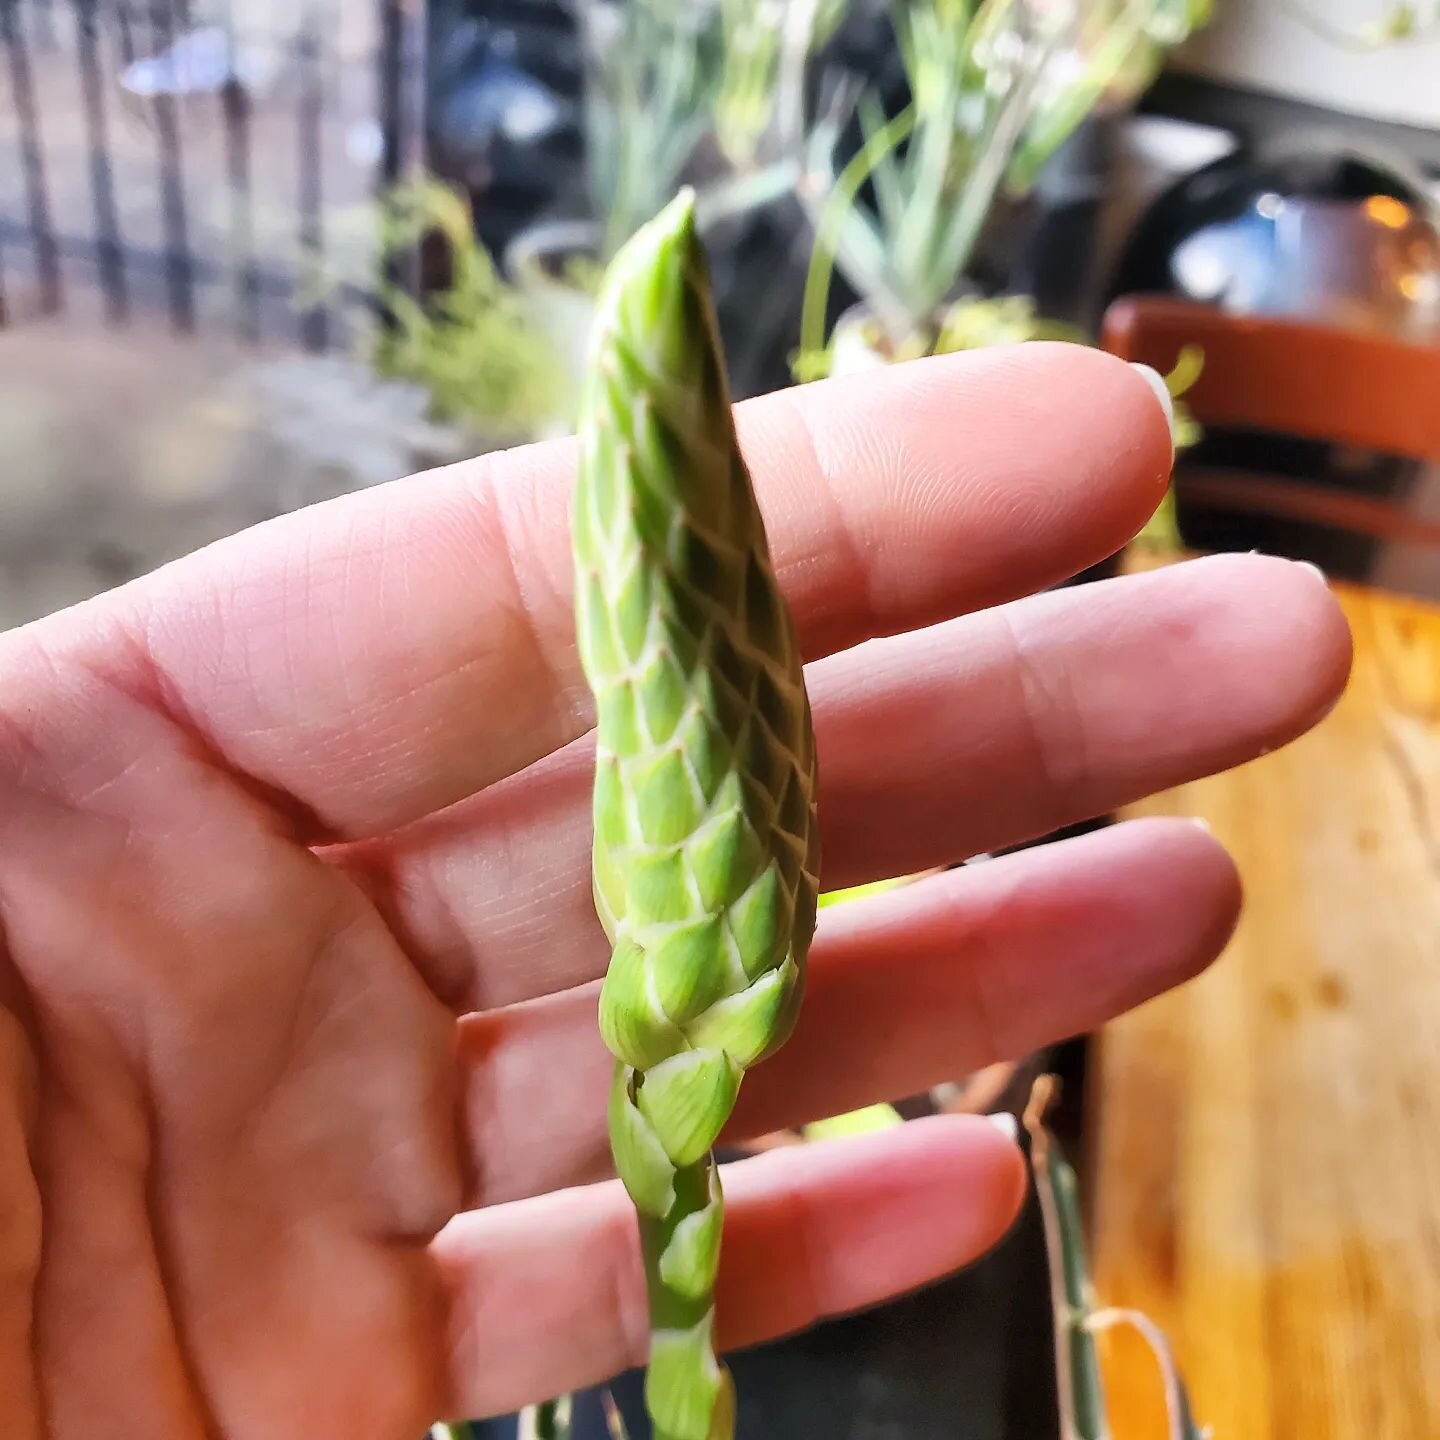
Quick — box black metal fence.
[0,0,428,347]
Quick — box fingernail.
[985,1111,1019,1143]
[1295,560,1328,586]
[1129,362,1175,444]
[1188,816,1212,834]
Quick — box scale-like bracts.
[573,191,820,1440]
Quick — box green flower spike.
[573,190,821,1440]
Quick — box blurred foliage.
[1007,0,1213,194]
[371,179,559,436]
[713,0,852,167]
[798,0,1211,366]
[1163,342,1204,452]
[795,292,1083,377]
[576,0,822,263]
[1283,0,1440,47]
[1134,343,1204,554]
[816,872,924,908]
[802,1103,906,1139]
[934,293,1087,351]
[578,0,721,259]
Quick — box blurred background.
[1,3,1438,1438]
[2,0,1437,626]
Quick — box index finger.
[59,345,1171,840]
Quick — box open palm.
[0,347,1349,1439]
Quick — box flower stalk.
[574,191,820,1440]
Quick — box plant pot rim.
[504,218,602,288]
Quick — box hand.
[0,347,1349,1439]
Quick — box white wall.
[1174,2,1440,129]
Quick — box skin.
[0,345,1350,1439]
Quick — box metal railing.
[0,0,428,346]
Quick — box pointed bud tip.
[592,190,703,347]
[639,189,699,272]
[607,190,699,290]
[664,186,698,232]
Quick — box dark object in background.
[1106,137,1440,337]
[1175,431,1436,588]
[426,1,582,257]
[991,115,1124,332]
[1103,139,1440,599]
[425,0,900,401]
[639,1192,1060,1440]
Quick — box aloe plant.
[574,191,820,1440]
[578,0,720,262]
[713,0,852,167]
[1006,0,1213,194]
[798,0,1211,370]
[800,0,1052,351]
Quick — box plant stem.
[1024,1077,1110,1440]
[577,192,819,1440]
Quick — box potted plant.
[712,0,854,170]
[503,0,720,431]
[795,0,1212,379]
[232,177,553,500]
[507,0,847,427]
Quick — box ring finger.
[456,817,1239,1207]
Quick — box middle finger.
[344,552,1347,1012]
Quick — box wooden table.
[1092,578,1440,1438]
